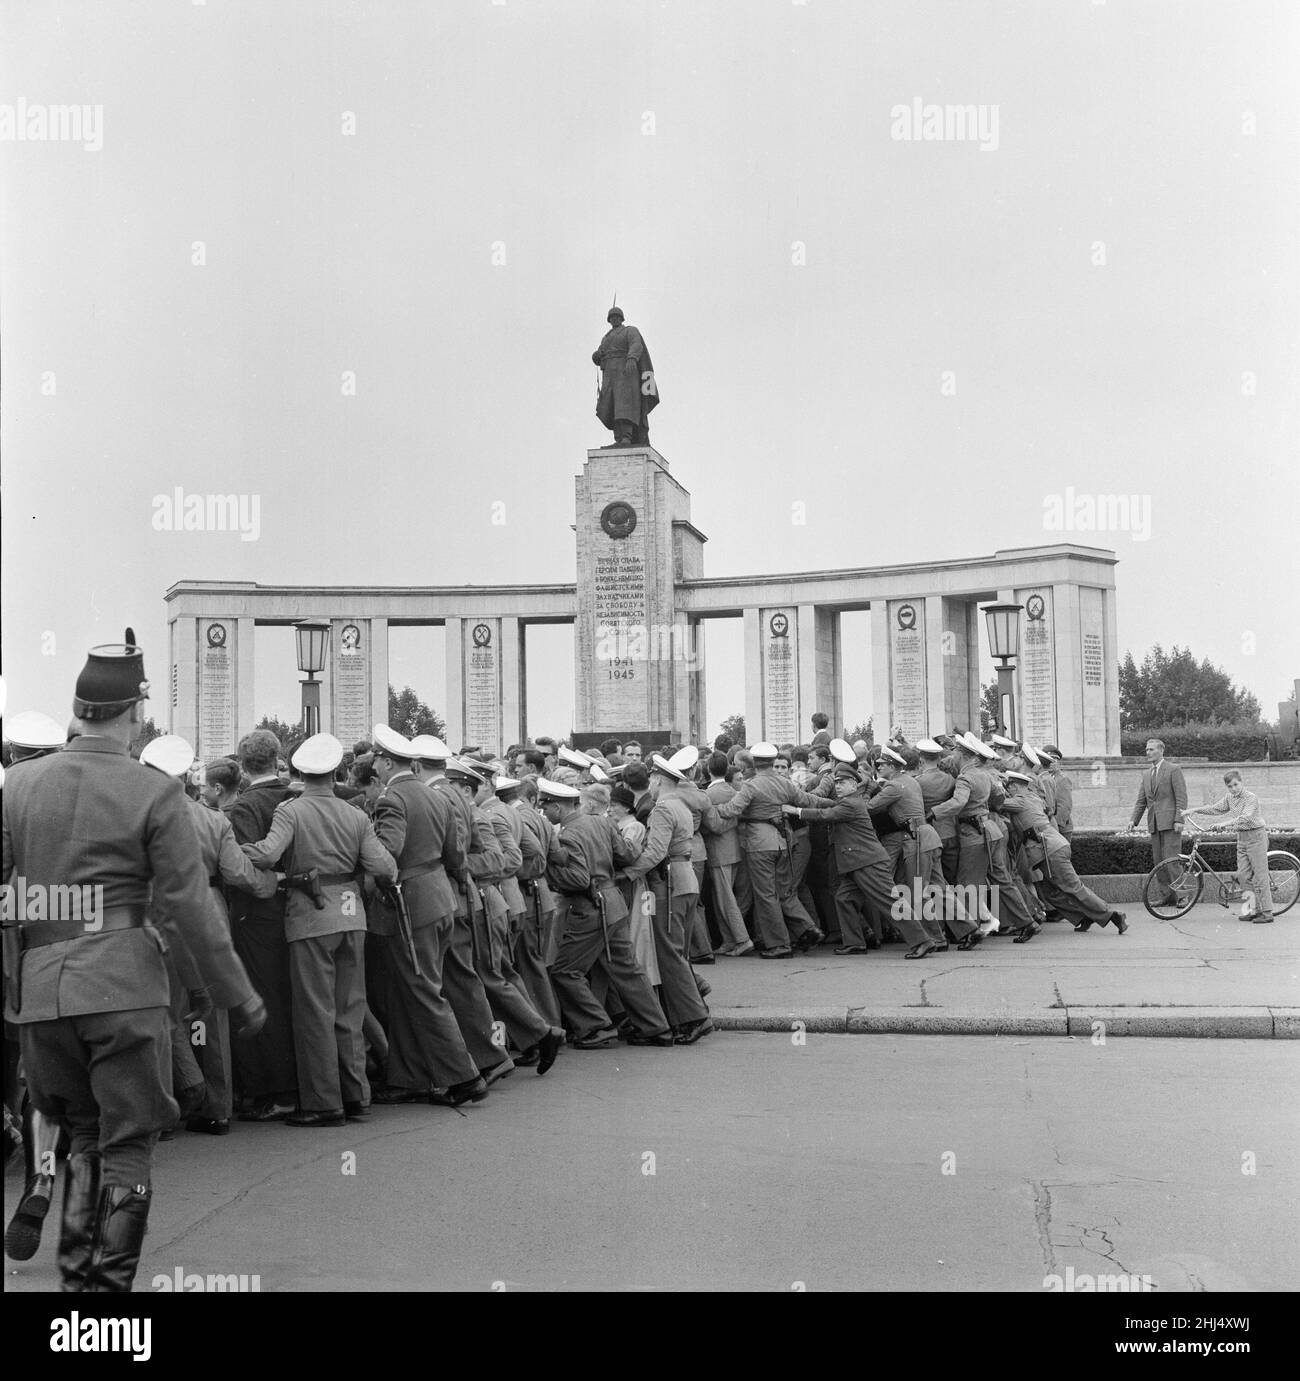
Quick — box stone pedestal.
[573,446,706,748]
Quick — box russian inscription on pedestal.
[762,609,798,743]
[888,600,928,741]
[332,620,370,747]
[591,531,649,728]
[198,619,234,757]
[1019,590,1057,744]
[465,620,501,752]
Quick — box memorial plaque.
[1018,588,1057,745]
[762,608,798,743]
[591,519,649,728]
[332,620,371,746]
[1078,588,1106,754]
[464,618,501,753]
[198,619,235,757]
[888,600,927,741]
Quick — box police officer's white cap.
[372,724,416,760]
[557,745,592,769]
[140,734,195,777]
[990,734,1019,750]
[668,746,699,776]
[915,739,943,755]
[750,741,779,760]
[1021,743,1043,767]
[493,774,523,795]
[445,757,487,785]
[961,732,998,759]
[1005,770,1033,784]
[5,711,66,750]
[409,734,451,762]
[588,762,610,783]
[828,738,856,765]
[537,777,581,801]
[293,733,344,775]
[649,753,686,782]
[881,746,907,766]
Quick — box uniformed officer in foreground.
[241,732,397,1126]
[540,779,674,1047]
[3,634,265,1291]
[3,712,68,1263]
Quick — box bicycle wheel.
[1266,851,1300,917]
[1143,857,1202,918]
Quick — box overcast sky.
[3,0,1297,742]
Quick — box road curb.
[709,1005,1300,1038]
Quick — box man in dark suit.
[228,728,300,1121]
[1128,738,1188,904]
[3,633,265,1291]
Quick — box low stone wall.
[1064,760,1300,831]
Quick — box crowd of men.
[4,633,1132,1292]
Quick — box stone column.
[814,606,842,736]
[444,617,464,751]
[1051,583,1084,757]
[869,603,890,742]
[369,617,388,741]
[742,606,763,745]
[1102,587,1121,755]
[236,618,255,744]
[500,616,523,753]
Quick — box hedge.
[1119,724,1273,761]
[1070,830,1300,876]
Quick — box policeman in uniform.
[1040,746,1074,839]
[540,779,674,1048]
[417,745,519,1086]
[241,733,397,1126]
[498,774,563,1030]
[619,754,713,1043]
[2,633,265,1291]
[367,726,489,1107]
[3,712,68,1263]
[709,742,827,958]
[929,733,1005,948]
[140,735,281,1136]
[915,738,960,886]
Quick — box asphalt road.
[6,1034,1297,1292]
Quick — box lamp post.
[982,603,1024,738]
[295,620,331,738]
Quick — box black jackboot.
[57,1152,101,1290]
[4,1102,57,1261]
[84,1183,152,1292]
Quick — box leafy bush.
[1120,722,1270,762]
[1070,830,1300,875]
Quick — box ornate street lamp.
[294,620,331,737]
[981,602,1023,737]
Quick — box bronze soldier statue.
[593,305,659,447]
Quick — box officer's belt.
[16,906,147,949]
[208,875,223,888]
[398,860,445,883]
[317,871,360,887]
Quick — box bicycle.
[1139,827,1300,920]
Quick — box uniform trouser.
[834,860,898,947]
[1012,844,1048,917]
[939,835,960,886]
[444,908,505,1068]
[1034,851,1111,924]
[195,1011,232,1120]
[1236,831,1274,915]
[747,848,817,950]
[917,847,978,940]
[19,1008,173,1187]
[708,862,751,946]
[471,895,550,1049]
[288,930,368,1113]
[687,860,711,957]
[790,830,819,924]
[548,904,668,1038]
[954,830,998,924]
[887,833,948,946]
[647,883,709,1026]
[168,975,203,1098]
[511,900,562,1027]
[381,917,479,1091]
[230,914,297,1102]
[986,834,1036,932]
